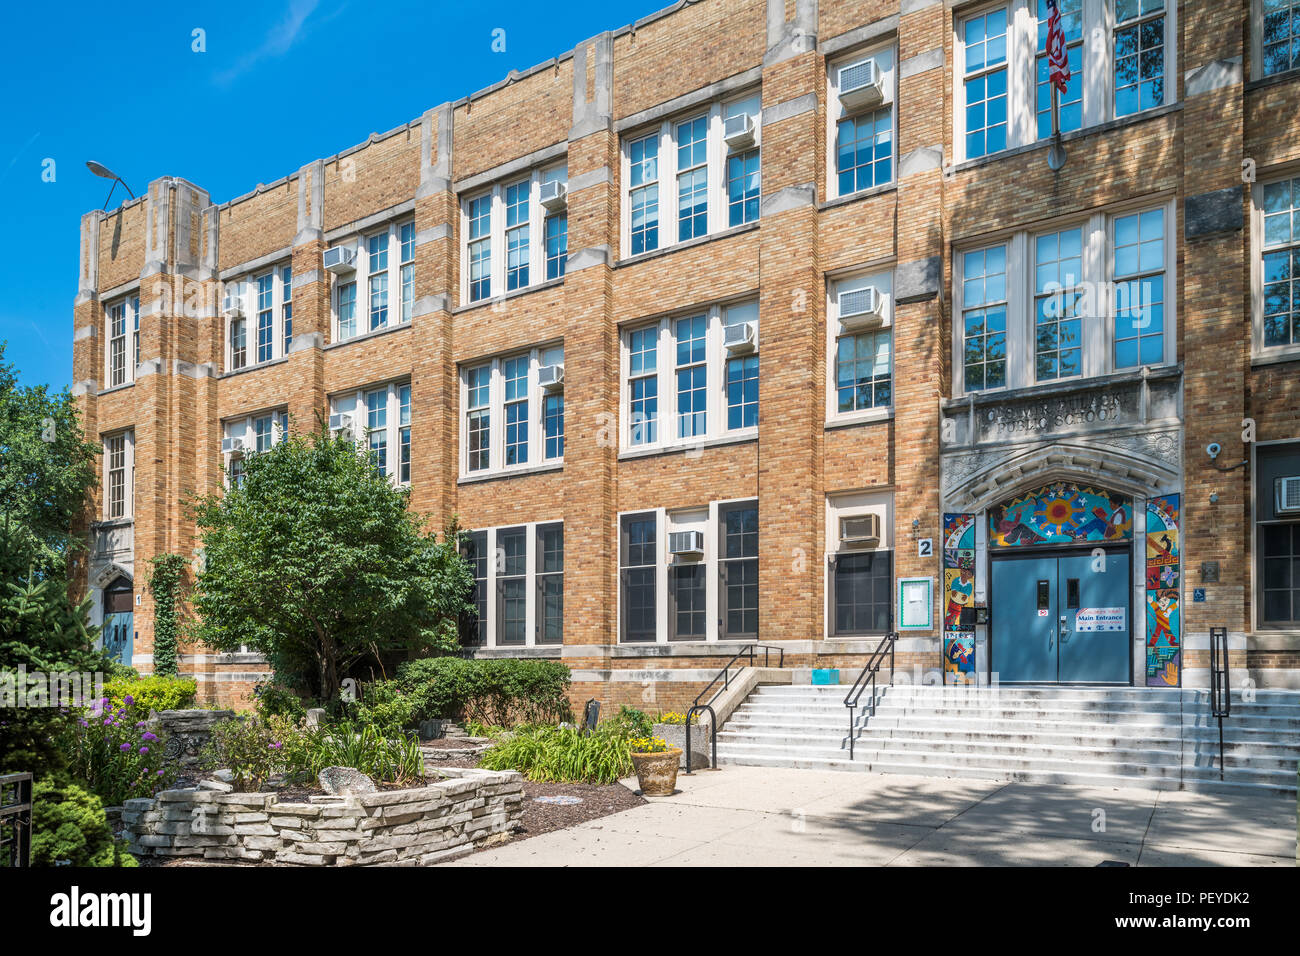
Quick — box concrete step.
[730,704,1300,728]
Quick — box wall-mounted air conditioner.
[221,436,247,455]
[723,113,756,150]
[539,181,568,212]
[538,364,565,391]
[1277,476,1300,515]
[724,321,757,354]
[839,58,885,112]
[328,412,355,441]
[838,286,884,330]
[323,246,357,276]
[839,514,881,549]
[669,530,705,559]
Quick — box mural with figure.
[988,483,1132,548]
[943,513,976,685]
[1145,495,1181,686]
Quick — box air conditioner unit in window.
[221,292,246,318]
[840,514,881,549]
[328,412,355,441]
[669,530,705,559]
[538,364,565,391]
[838,286,884,330]
[1277,476,1300,515]
[838,58,885,112]
[323,245,357,276]
[221,436,247,455]
[724,321,757,354]
[539,180,568,212]
[723,113,756,150]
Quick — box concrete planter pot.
[631,748,682,796]
[653,722,710,769]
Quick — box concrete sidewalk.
[442,766,1297,867]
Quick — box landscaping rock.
[319,767,378,796]
[305,708,326,728]
[213,769,235,784]
[199,779,234,793]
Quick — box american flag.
[1045,0,1071,95]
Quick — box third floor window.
[461,166,568,304]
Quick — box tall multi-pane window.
[108,302,128,387]
[726,353,759,429]
[961,245,1008,391]
[505,180,530,291]
[963,8,1009,159]
[836,331,892,412]
[230,315,247,371]
[398,384,412,484]
[629,326,659,445]
[545,213,568,280]
[676,115,708,241]
[670,561,707,641]
[281,266,293,353]
[503,355,529,466]
[461,531,488,646]
[105,433,129,519]
[399,223,415,323]
[719,503,759,639]
[629,133,660,254]
[496,527,527,645]
[253,413,276,454]
[365,387,389,476]
[466,365,491,472]
[1113,208,1166,368]
[1114,0,1166,117]
[832,550,892,635]
[621,514,658,643]
[1262,524,1300,625]
[837,109,893,193]
[536,524,564,644]
[468,195,492,302]
[367,233,389,331]
[1262,0,1300,75]
[1036,0,1083,138]
[255,272,275,364]
[1034,228,1084,381]
[543,392,564,460]
[1262,177,1300,348]
[674,314,707,439]
[726,149,760,226]
[329,385,407,484]
[337,282,357,341]
[130,295,140,368]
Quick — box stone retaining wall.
[146,709,236,768]
[121,768,523,865]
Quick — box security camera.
[1206,442,1222,460]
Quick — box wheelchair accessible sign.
[1074,607,1126,632]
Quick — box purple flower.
[135,721,146,728]
[157,770,164,776]
[103,719,112,726]
[124,695,134,706]
[139,746,149,754]
[269,742,283,750]
[142,732,157,741]
[78,719,88,728]
[119,743,131,751]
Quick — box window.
[1261,0,1300,76]
[827,48,894,200]
[222,410,287,488]
[255,271,275,363]
[831,550,892,635]
[624,300,760,451]
[727,149,760,226]
[366,232,389,331]
[131,295,140,369]
[329,383,412,484]
[1114,0,1165,117]
[962,8,1009,159]
[226,265,291,369]
[399,223,415,323]
[545,212,568,280]
[467,195,492,303]
[836,331,892,412]
[337,281,357,341]
[837,110,893,194]
[961,245,1009,391]
[719,503,759,639]
[460,345,564,477]
[827,273,893,420]
[1034,227,1083,380]
[281,266,293,353]
[1262,524,1300,625]
[505,179,530,291]
[629,134,660,255]
[621,513,658,643]
[676,115,709,241]
[462,166,567,303]
[103,432,133,519]
[1256,443,1300,628]
[1113,207,1166,368]
[1260,177,1300,350]
[1036,0,1083,138]
[106,300,130,388]
[459,522,564,647]
[329,220,411,341]
[230,315,247,371]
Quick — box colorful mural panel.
[988,483,1133,548]
[1146,495,1182,687]
[943,514,977,685]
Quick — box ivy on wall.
[147,554,188,677]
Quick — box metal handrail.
[690,643,786,714]
[683,704,718,773]
[0,773,33,868]
[1209,626,1230,780]
[843,632,897,760]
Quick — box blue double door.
[990,549,1130,684]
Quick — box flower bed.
[120,767,522,866]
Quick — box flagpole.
[1048,74,1066,171]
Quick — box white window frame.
[104,295,141,388]
[224,263,292,371]
[460,521,565,648]
[825,269,894,425]
[329,381,412,486]
[950,197,1177,397]
[824,491,894,640]
[1251,172,1300,360]
[1253,0,1300,80]
[328,218,414,343]
[825,42,897,201]
[459,165,568,305]
[952,0,1177,165]
[620,300,760,454]
[102,430,135,520]
[458,345,564,479]
[221,410,288,487]
[620,91,761,260]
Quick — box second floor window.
[223,411,287,488]
[462,166,567,304]
[329,382,412,484]
[226,265,290,371]
[329,219,412,342]
[962,8,1009,160]
[461,345,564,477]
[1260,0,1300,76]
[281,266,293,352]
[1260,176,1300,350]
[961,245,1009,392]
[103,431,133,519]
[107,301,128,388]
[830,46,896,198]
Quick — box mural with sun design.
[988,483,1133,548]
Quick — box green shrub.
[254,680,308,723]
[199,715,303,792]
[656,711,698,725]
[479,724,633,784]
[605,705,654,739]
[395,657,571,726]
[67,701,179,806]
[353,681,416,737]
[102,675,197,714]
[31,779,137,867]
[290,723,424,785]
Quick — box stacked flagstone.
[121,767,522,865]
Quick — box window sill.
[455,277,565,315]
[97,382,135,397]
[609,640,767,656]
[323,320,412,352]
[945,102,1182,175]
[619,430,757,461]
[219,356,290,380]
[458,460,563,485]
[615,222,761,269]
[943,363,1183,409]
[464,644,564,658]
[1246,68,1300,93]
[818,181,897,212]
[825,409,893,431]
[90,517,134,531]
[1251,347,1300,368]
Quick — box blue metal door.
[103,612,133,668]
[1057,551,1130,683]
[991,555,1059,682]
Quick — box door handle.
[1059,615,1070,643]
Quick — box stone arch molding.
[91,562,133,590]
[942,435,1181,513]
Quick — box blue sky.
[0,0,665,392]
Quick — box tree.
[191,426,474,701]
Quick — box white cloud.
[215,0,323,85]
